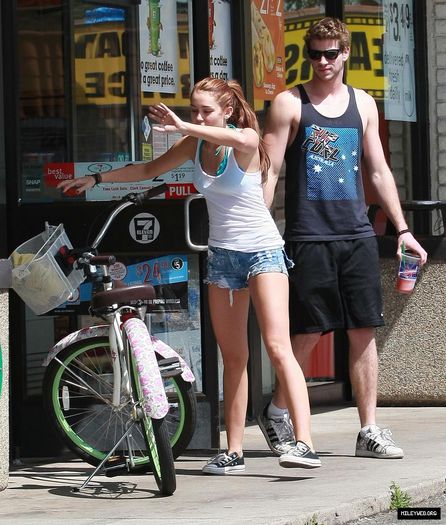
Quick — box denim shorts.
[205,246,294,290]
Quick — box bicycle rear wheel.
[43,337,196,467]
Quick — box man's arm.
[359,90,427,264]
[262,90,298,208]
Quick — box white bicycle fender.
[43,325,110,367]
[43,324,195,383]
[123,317,169,419]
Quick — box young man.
[259,17,427,459]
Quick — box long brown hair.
[191,77,270,183]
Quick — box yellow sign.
[74,22,191,107]
[74,15,386,107]
[284,16,385,99]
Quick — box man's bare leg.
[347,327,377,427]
[348,327,404,459]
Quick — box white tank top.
[193,138,284,252]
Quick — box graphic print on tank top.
[302,124,360,201]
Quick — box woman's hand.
[57,176,96,195]
[149,103,187,134]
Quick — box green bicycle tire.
[130,348,176,495]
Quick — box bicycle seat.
[91,283,156,309]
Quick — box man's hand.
[397,232,428,265]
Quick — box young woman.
[58,77,321,474]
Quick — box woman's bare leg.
[248,273,314,448]
[208,284,250,455]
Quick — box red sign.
[44,163,75,187]
[166,183,197,199]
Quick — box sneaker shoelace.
[208,452,233,466]
[272,414,294,442]
[294,441,309,454]
[368,428,396,447]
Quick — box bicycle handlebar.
[134,183,168,204]
[89,255,117,266]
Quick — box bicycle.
[10,184,197,496]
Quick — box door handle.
[184,194,208,251]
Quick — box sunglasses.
[307,48,342,61]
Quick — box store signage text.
[75,25,190,106]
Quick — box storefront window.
[345,0,415,203]
[18,0,65,203]
[73,4,131,163]
[18,0,193,204]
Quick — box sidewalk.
[1,406,445,525]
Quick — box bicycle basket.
[9,224,85,315]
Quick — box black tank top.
[284,84,374,241]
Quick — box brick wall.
[431,1,446,201]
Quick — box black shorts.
[285,237,385,334]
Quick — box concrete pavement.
[1,406,445,524]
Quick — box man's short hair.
[304,17,351,50]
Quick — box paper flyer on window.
[208,0,233,81]
[53,254,189,314]
[42,161,197,201]
[383,0,417,122]
[251,0,285,100]
[139,0,179,94]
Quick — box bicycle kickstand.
[73,419,138,492]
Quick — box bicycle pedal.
[103,462,129,477]
[103,456,130,477]
[103,462,152,477]
[129,463,152,474]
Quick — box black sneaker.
[279,441,322,469]
[257,404,295,456]
[355,427,404,459]
[202,451,245,475]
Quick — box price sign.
[386,1,412,43]
[383,0,416,121]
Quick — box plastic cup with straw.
[396,240,421,294]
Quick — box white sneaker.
[202,451,245,475]
[279,441,322,469]
[257,404,295,456]
[355,427,404,459]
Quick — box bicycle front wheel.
[130,339,176,496]
[43,337,196,468]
